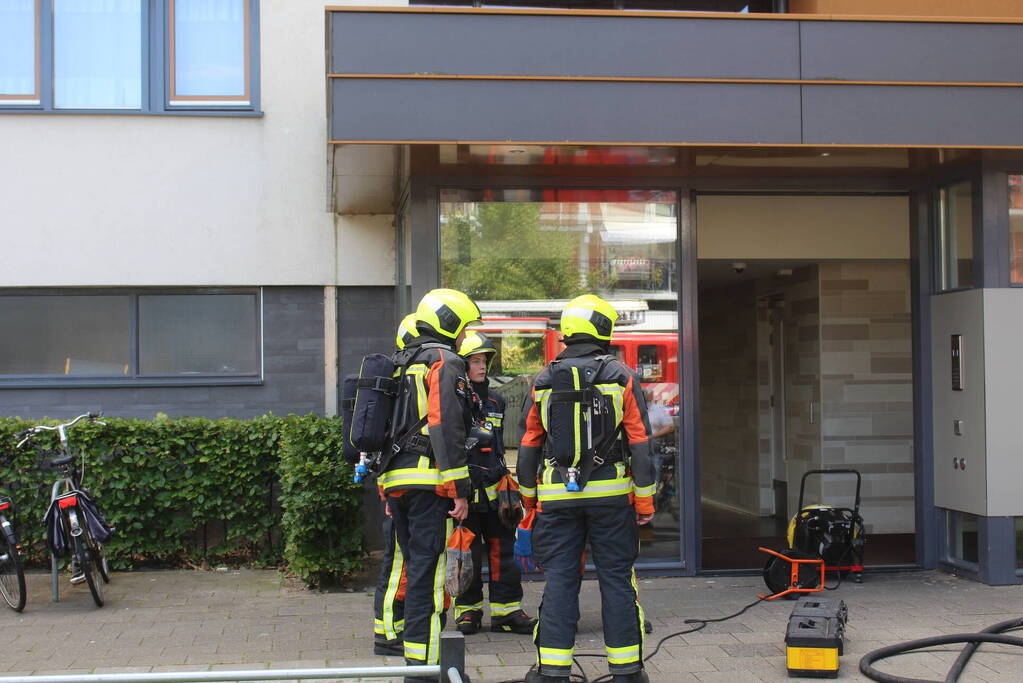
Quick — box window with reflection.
[1009,175,1023,285]
[936,181,974,291]
[54,0,143,109]
[0,0,39,104]
[170,0,250,106]
[0,295,131,375]
[440,188,681,561]
[0,290,261,382]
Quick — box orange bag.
[496,474,524,530]
[445,524,476,597]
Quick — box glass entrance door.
[438,188,683,564]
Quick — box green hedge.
[0,415,363,586]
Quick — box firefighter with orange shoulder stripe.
[517,294,656,683]
[454,330,536,636]
[379,289,481,682]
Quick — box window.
[935,181,974,291]
[1009,175,1023,285]
[0,290,261,384]
[637,344,663,381]
[0,0,258,114]
[0,295,131,375]
[0,0,40,104]
[169,0,250,106]
[139,294,258,374]
[439,187,681,561]
[54,0,143,109]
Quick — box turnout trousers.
[388,490,453,666]
[532,504,645,677]
[454,508,523,622]
[372,510,405,642]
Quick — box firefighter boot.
[611,671,649,683]
[456,609,483,635]
[373,636,403,657]
[490,610,537,634]
[524,670,568,683]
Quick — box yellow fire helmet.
[560,294,619,341]
[395,313,418,350]
[458,330,498,366]
[415,288,482,340]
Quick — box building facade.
[4,0,1023,583]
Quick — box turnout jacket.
[517,342,657,514]
[468,380,508,506]
[379,336,473,499]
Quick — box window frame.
[0,288,263,388]
[0,0,42,105]
[1009,173,1023,287]
[167,0,252,108]
[0,0,260,116]
[933,180,976,293]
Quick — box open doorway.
[696,194,918,570]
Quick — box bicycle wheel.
[73,529,104,607]
[87,529,110,584]
[0,525,26,612]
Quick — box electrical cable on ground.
[859,617,1023,683]
[495,597,768,683]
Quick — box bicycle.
[0,487,26,612]
[16,413,114,608]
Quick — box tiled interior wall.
[818,262,915,534]
[698,280,760,513]
[702,262,913,534]
[780,267,824,519]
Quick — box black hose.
[859,618,1023,683]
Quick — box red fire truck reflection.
[478,317,679,405]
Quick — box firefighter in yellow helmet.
[372,314,421,656]
[379,288,481,679]
[395,313,418,351]
[518,294,656,683]
[453,331,536,636]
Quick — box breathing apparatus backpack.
[544,354,621,491]
[340,374,361,465]
[344,353,398,482]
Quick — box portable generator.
[761,469,866,599]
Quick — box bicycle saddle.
[49,455,74,467]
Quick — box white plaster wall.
[0,0,369,287]
[336,214,396,286]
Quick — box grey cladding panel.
[801,22,1023,84]
[803,85,1023,147]
[330,13,800,79]
[331,79,801,144]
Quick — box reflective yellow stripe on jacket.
[537,475,633,503]
[379,467,442,490]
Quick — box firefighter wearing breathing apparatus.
[371,313,419,657]
[453,331,537,636]
[379,289,480,682]
[518,294,657,683]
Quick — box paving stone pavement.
[2,569,1023,682]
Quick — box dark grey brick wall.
[0,287,326,420]
[337,286,397,551]
[337,286,397,385]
